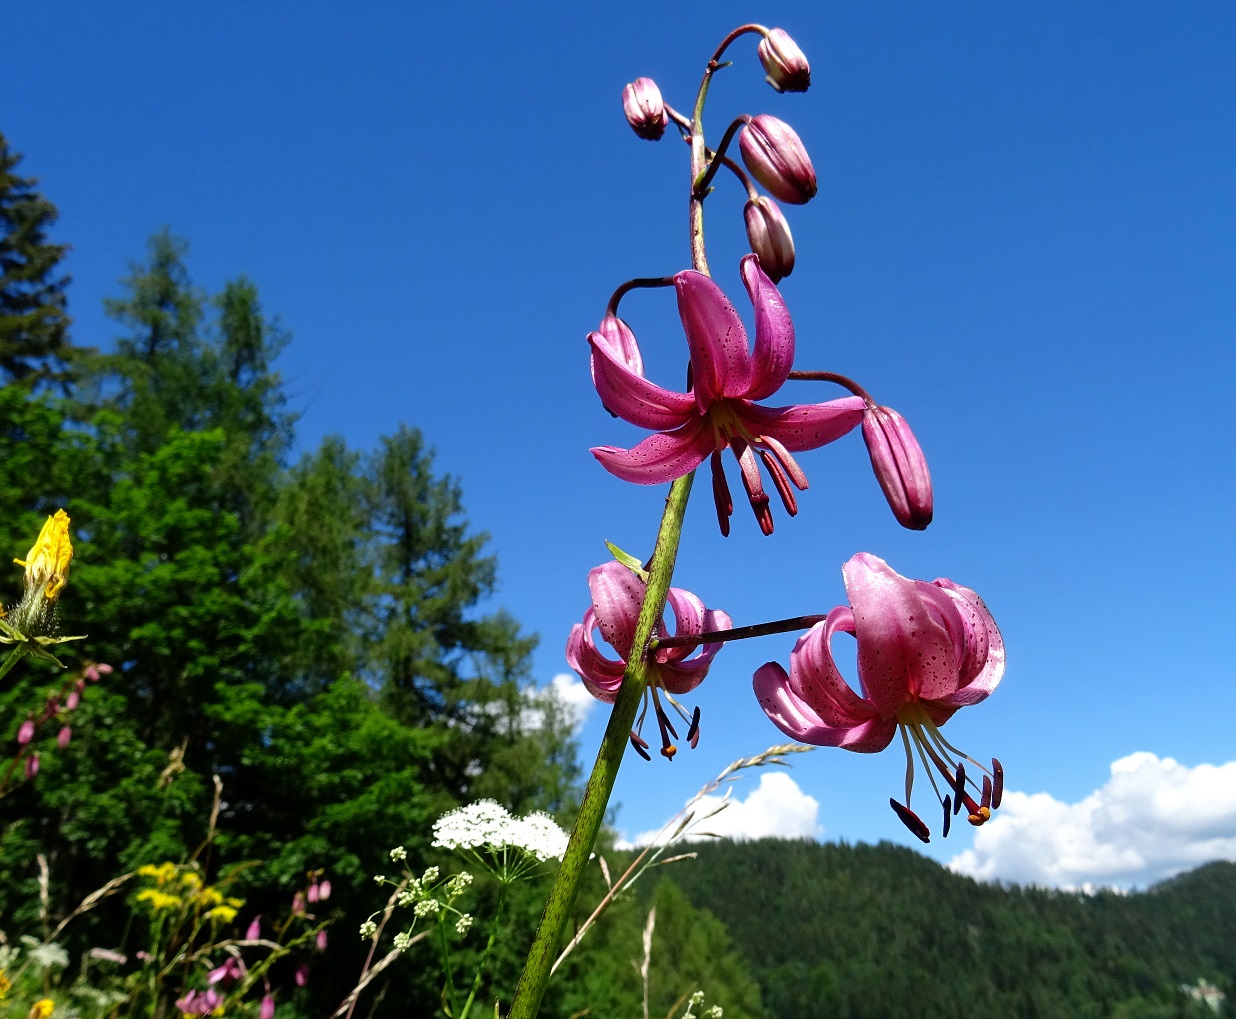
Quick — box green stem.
[458,884,508,1019]
[0,643,29,684]
[438,918,460,1017]
[506,471,695,1019]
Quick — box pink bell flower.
[307,882,319,903]
[316,929,328,951]
[261,994,276,1019]
[25,753,39,779]
[566,561,731,760]
[58,726,71,749]
[246,915,262,941]
[17,719,35,745]
[317,879,331,901]
[753,553,1005,842]
[590,255,864,535]
[295,962,309,987]
[207,956,246,986]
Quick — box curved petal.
[565,616,625,703]
[843,553,962,713]
[657,587,711,662]
[675,269,753,409]
[754,662,897,752]
[589,334,697,431]
[595,314,643,376]
[658,606,732,693]
[740,254,795,400]
[591,415,715,484]
[587,562,644,659]
[788,611,881,727]
[929,579,1005,707]
[741,397,865,452]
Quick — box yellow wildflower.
[138,862,179,886]
[179,870,203,891]
[196,886,223,907]
[28,999,55,1019]
[0,970,10,998]
[207,904,238,924]
[136,888,182,911]
[14,511,72,601]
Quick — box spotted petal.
[565,614,625,703]
[929,579,1005,708]
[587,561,644,659]
[589,333,696,431]
[754,662,897,752]
[590,415,715,485]
[788,609,881,728]
[740,397,865,452]
[739,254,795,401]
[675,269,753,409]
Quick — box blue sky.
[7,2,1235,887]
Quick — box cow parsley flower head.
[432,800,569,882]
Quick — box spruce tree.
[0,131,74,389]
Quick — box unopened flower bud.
[740,114,817,205]
[96,663,113,675]
[17,720,35,745]
[315,929,328,951]
[295,963,309,987]
[246,915,262,941]
[744,196,796,283]
[307,882,319,903]
[58,725,71,749]
[84,666,99,682]
[622,77,669,141]
[862,406,933,530]
[66,691,80,711]
[292,892,305,914]
[260,995,276,1019]
[25,753,39,779]
[318,879,331,900]
[758,28,811,93]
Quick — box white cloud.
[520,673,596,733]
[618,771,821,849]
[949,752,1236,889]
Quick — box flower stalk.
[507,471,694,1019]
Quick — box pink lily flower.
[566,561,731,759]
[589,254,865,535]
[753,553,1005,842]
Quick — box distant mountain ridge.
[656,839,1236,1018]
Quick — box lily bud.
[758,28,811,93]
[66,690,80,710]
[58,725,71,749]
[25,753,39,779]
[744,196,795,283]
[17,719,34,745]
[862,405,933,529]
[261,996,276,1019]
[246,915,262,941]
[622,77,669,141]
[739,114,817,205]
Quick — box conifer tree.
[0,131,74,389]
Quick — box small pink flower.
[567,562,731,759]
[758,28,811,93]
[83,666,99,682]
[207,956,245,986]
[316,929,328,951]
[96,663,114,675]
[57,725,71,749]
[307,882,319,903]
[66,690,80,711]
[590,255,864,535]
[622,77,669,141]
[25,753,40,779]
[740,114,817,205]
[295,962,309,987]
[261,994,276,1019]
[246,915,262,941]
[17,719,35,746]
[317,879,331,901]
[291,892,305,915]
[754,553,1005,842]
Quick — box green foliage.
[0,131,74,390]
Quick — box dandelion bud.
[246,916,262,941]
[758,28,811,93]
[25,753,39,779]
[66,691,80,711]
[622,77,669,141]
[17,719,35,745]
[318,879,331,900]
[315,929,328,951]
[58,726,71,749]
[739,114,817,205]
[261,995,276,1019]
[743,196,795,283]
[307,882,319,903]
[861,405,933,530]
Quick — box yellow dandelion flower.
[14,511,72,601]
[28,998,55,1019]
[196,886,223,908]
[179,870,203,890]
[136,888,182,911]
[207,904,238,924]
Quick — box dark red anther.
[629,732,651,761]
[942,797,952,839]
[710,451,733,538]
[889,798,931,844]
[981,775,993,811]
[991,758,1004,809]
[952,763,966,815]
[758,449,799,516]
[657,707,678,742]
[686,706,701,748]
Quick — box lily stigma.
[589,254,864,535]
[566,560,731,760]
[754,553,1006,842]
